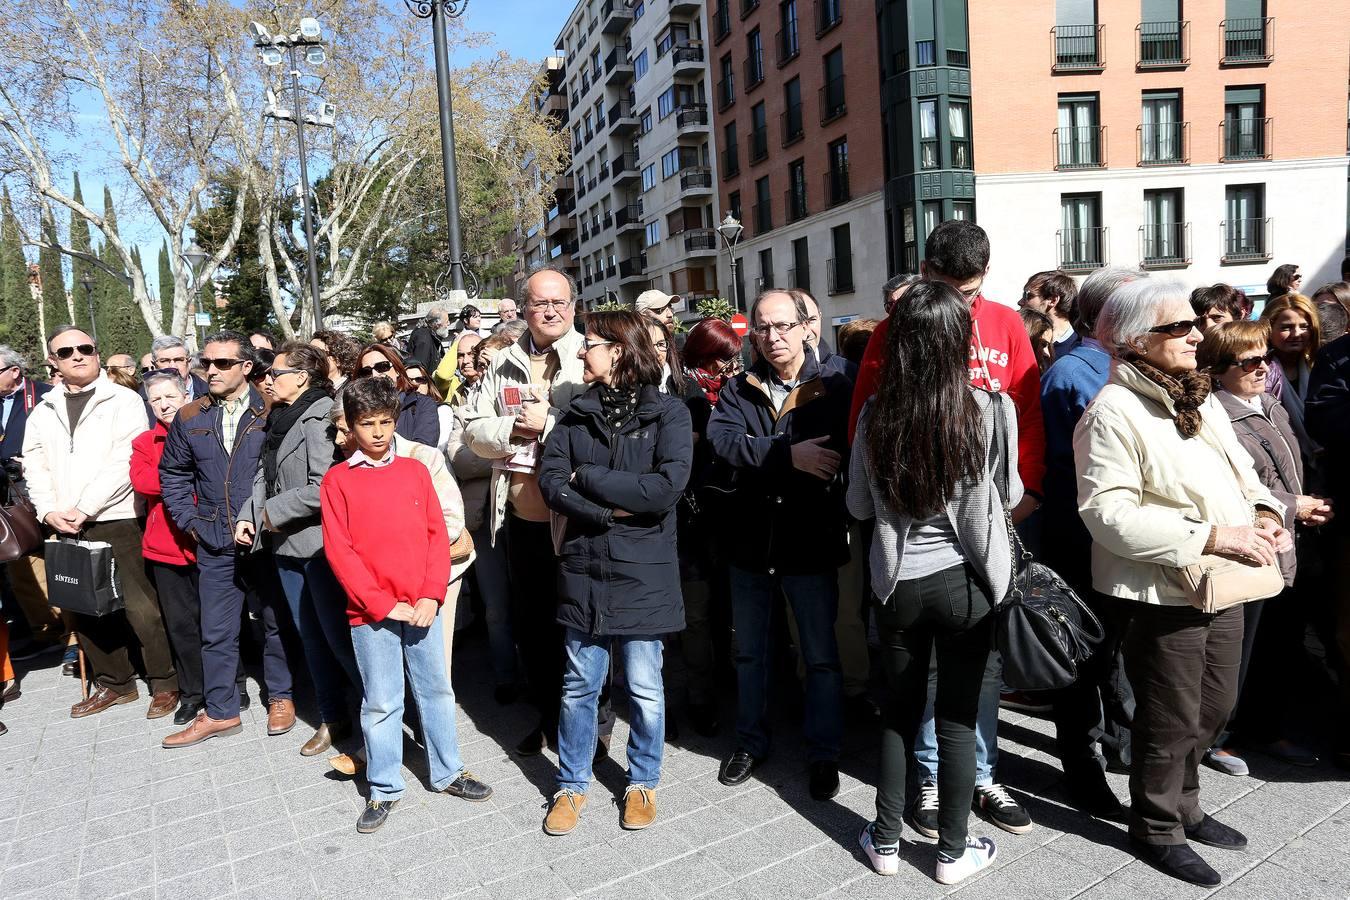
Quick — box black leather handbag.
[988,393,1104,691]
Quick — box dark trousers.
[198,545,291,720]
[1047,590,1136,776]
[873,563,994,856]
[73,519,177,695]
[148,561,203,706]
[1215,595,1268,747]
[1125,603,1242,845]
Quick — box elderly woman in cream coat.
[1073,278,1291,889]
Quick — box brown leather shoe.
[162,711,243,748]
[543,790,586,836]
[266,698,296,736]
[329,749,367,777]
[71,686,139,719]
[620,786,657,830]
[300,720,351,757]
[146,690,181,720]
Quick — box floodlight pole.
[288,43,324,330]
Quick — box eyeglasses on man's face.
[155,354,189,367]
[201,357,247,371]
[751,320,801,339]
[53,344,97,360]
[527,298,574,313]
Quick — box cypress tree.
[96,185,137,355]
[69,173,94,333]
[38,210,67,337]
[2,189,42,369]
[158,241,173,333]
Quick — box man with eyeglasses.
[141,336,208,425]
[22,327,180,719]
[707,289,851,802]
[160,330,295,748]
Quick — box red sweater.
[130,423,196,565]
[320,456,451,626]
[848,295,1046,496]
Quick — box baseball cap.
[634,290,685,314]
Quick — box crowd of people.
[2,220,1349,886]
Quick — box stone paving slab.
[1,638,1348,899]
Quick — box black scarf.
[264,387,326,493]
[598,384,639,430]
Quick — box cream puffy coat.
[1073,361,1283,606]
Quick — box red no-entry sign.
[730,313,750,337]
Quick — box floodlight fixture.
[298,17,321,39]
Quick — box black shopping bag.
[44,536,125,617]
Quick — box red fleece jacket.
[848,295,1046,496]
[320,456,451,626]
[130,423,196,565]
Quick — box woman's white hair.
[1096,276,1192,358]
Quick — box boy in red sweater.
[320,378,492,833]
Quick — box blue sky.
[459,0,563,62]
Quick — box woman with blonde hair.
[1260,293,1321,468]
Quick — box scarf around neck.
[598,384,639,430]
[264,387,327,492]
[687,367,726,406]
[1127,359,1211,438]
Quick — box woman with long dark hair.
[848,280,1019,885]
[1266,263,1301,300]
[355,343,440,446]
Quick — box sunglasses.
[53,344,96,360]
[201,358,247,371]
[1148,319,1200,338]
[266,367,302,379]
[407,375,430,385]
[357,361,395,377]
[1231,352,1273,374]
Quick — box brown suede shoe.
[266,698,296,736]
[146,690,181,720]
[329,749,367,777]
[71,686,139,719]
[162,711,243,748]
[301,720,351,757]
[543,790,586,836]
[620,786,657,830]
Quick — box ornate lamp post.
[717,213,744,313]
[181,243,210,347]
[78,272,97,343]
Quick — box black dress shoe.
[238,691,251,712]
[809,761,840,801]
[1184,814,1247,850]
[1129,838,1221,887]
[515,728,545,757]
[1,678,20,704]
[1066,769,1124,820]
[174,701,203,726]
[688,702,720,738]
[356,799,398,834]
[718,749,761,786]
[444,772,493,802]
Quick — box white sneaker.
[935,836,997,885]
[858,822,900,876]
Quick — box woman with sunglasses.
[1076,278,1291,887]
[234,343,360,760]
[1195,321,1330,777]
[404,362,454,453]
[1259,293,1322,475]
[354,343,440,446]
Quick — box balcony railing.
[1221,17,1272,64]
[776,28,800,66]
[745,55,765,90]
[684,229,717,252]
[615,204,643,229]
[619,254,648,279]
[608,100,638,133]
[1221,117,1271,161]
[601,0,634,34]
[1052,24,1104,71]
[827,253,854,294]
[823,164,850,207]
[604,49,634,84]
[920,138,938,170]
[676,104,709,129]
[952,140,972,169]
[1139,222,1191,268]
[1137,121,1188,165]
[1222,218,1271,262]
[781,103,804,145]
[602,211,613,229]
[672,44,705,67]
[787,263,810,292]
[723,144,740,177]
[680,167,713,191]
[717,78,734,111]
[749,125,768,163]
[1057,226,1108,272]
[1137,20,1188,67]
[714,3,732,42]
[611,152,639,180]
[816,0,842,37]
[819,75,846,124]
[1054,125,1106,169]
[753,200,772,235]
[784,186,808,222]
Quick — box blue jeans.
[470,524,516,686]
[558,628,665,792]
[275,555,361,724]
[350,614,465,801]
[729,566,843,763]
[914,648,1001,787]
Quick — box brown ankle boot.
[543,790,586,835]
[620,786,656,830]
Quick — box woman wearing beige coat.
[1073,278,1291,889]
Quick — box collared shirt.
[0,381,20,435]
[766,368,803,414]
[219,394,249,453]
[347,437,398,468]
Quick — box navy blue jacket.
[1307,334,1350,521]
[539,384,692,637]
[816,340,859,382]
[1,379,52,464]
[159,385,270,553]
[707,348,852,575]
[397,390,441,446]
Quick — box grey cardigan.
[848,389,1023,605]
[239,395,339,559]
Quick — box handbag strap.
[987,392,1030,597]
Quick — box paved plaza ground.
[1,635,1349,900]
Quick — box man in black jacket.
[405,306,450,373]
[707,289,850,801]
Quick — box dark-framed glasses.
[266,367,302,380]
[54,344,96,360]
[1148,320,1200,338]
[201,357,246,371]
[357,361,395,377]
[1232,352,1274,374]
[750,320,800,339]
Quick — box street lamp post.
[716,213,744,313]
[405,0,473,294]
[182,243,210,349]
[78,272,96,343]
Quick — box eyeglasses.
[652,340,670,353]
[1148,320,1200,338]
[751,321,801,338]
[407,375,430,385]
[1231,352,1274,374]
[155,355,188,366]
[265,367,302,380]
[53,344,97,360]
[357,361,395,377]
[201,358,247,371]
[714,357,744,376]
[140,366,156,375]
[527,298,575,313]
[580,338,615,352]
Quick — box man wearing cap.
[635,290,683,330]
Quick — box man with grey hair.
[406,305,451,373]
[148,336,208,400]
[1040,266,1146,818]
[496,298,518,323]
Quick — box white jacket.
[22,373,146,523]
[461,327,588,542]
[1073,361,1283,606]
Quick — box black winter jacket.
[707,348,852,575]
[396,390,441,446]
[1307,334,1350,526]
[539,383,693,637]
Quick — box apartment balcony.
[1054,125,1106,170]
[1221,17,1272,65]
[552,173,575,197]
[815,0,842,37]
[576,177,588,200]
[604,48,634,85]
[670,0,702,14]
[827,253,854,295]
[601,0,633,34]
[1056,226,1108,273]
[1221,218,1272,263]
[1136,20,1188,68]
[609,100,639,134]
[683,228,718,254]
[823,164,850,208]
[545,205,576,238]
[586,175,599,193]
[602,211,614,230]
[582,272,593,287]
[744,55,765,91]
[611,152,641,184]
[784,187,808,223]
[675,103,710,134]
[619,253,648,282]
[776,28,800,67]
[680,167,714,196]
[749,125,768,163]
[753,201,772,235]
[579,222,590,242]
[569,92,580,110]
[754,273,773,293]
[714,2,732,43]
[780,103,804,146]
[579,75,591,97]
[787,262,810,293]
[1221,117,1271,161]
[722,144,740,178]
[1052,24,1104,72]
[583,128,594,144]
[1139,222,1191,269]
[1137,122,1189,166]
[672,44,705,77]
[717,78,734,112]
[819,76,846,124]
[588,215,601,235]
[615,204,644,232]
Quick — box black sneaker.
[973,784,1033,834]
[356,799,397,834]
[444,772,493,802]
[905,782,939,839]
[808,761,840,801]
